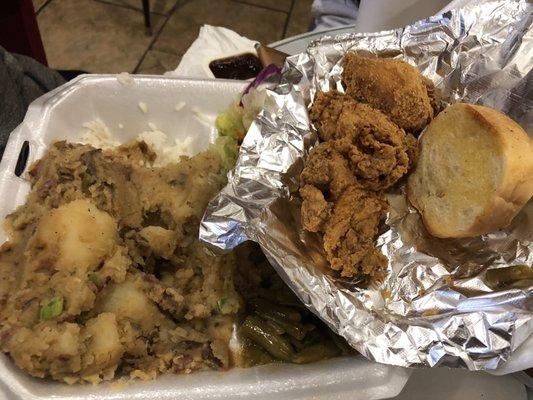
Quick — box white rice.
[174,102,186,112]
[138,102,148,114]
[81,119,195,167]
[81,120,120,148]
[116,72,134,85]
[191,106,213,127]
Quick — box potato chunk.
[82,313,123,375]
[138,226,177,259]
[32,199,117,272]
[95,280,165,332]
[7,323,81,379]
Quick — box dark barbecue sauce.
[209,53,262,80]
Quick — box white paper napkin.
[168,25,257,79]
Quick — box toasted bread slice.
[408,103,533,238]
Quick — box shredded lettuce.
[213,135,239,173]
[214,67,280,173]
[215,103,245,141]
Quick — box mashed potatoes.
[0,141,240,383]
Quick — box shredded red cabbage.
[241,64,281,99]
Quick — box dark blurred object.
[142,0,152,34]
[208,45,287,80]
[513,369,533,391]
[209,53,262,80]
[0,46,65,161]
[0,0,47,66]
[57,70,88,81]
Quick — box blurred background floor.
[32,0,313,74]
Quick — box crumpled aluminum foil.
[201,0,533,370]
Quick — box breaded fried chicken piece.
[310,91,416,190]
[333,111,410,191]
[323,186,389,279]
[300,141,355,199]
[309,90,350,142]
[342,52,433,133]
[300,185,332,232]
[403,132,419,170]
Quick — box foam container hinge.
[0,74,411,400]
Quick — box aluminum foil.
[201,0,533,370]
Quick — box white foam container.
[0,75,411,400]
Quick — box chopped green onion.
[88,273,100,285]
[39,296,63,321]
[217,298,227,311]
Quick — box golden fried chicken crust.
[309,90,349,142]
[342,52,433,133]
[300,185,332,233]
[403,131,419,170]
[323,186,389,279]
[300,141,355,199]
[310,91,417,191]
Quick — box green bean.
[249,298,301,322]
[257,311,307,340]
[486,265,533,288]
[240,340,275,367]
[263,318,285,335]
[239,316,294,361]
[292,341,341,364]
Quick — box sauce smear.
[209,53,262,80]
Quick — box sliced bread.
[407,103,533,238]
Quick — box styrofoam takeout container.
[0,75,411,399]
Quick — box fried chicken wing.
[323,186,389,279]
[310,91,416,191]
[342,52,433,133]
[300,141,355,199]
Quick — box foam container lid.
[0,74,411,400]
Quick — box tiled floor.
[33,0,313,74]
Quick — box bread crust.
[408,103,533,238]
